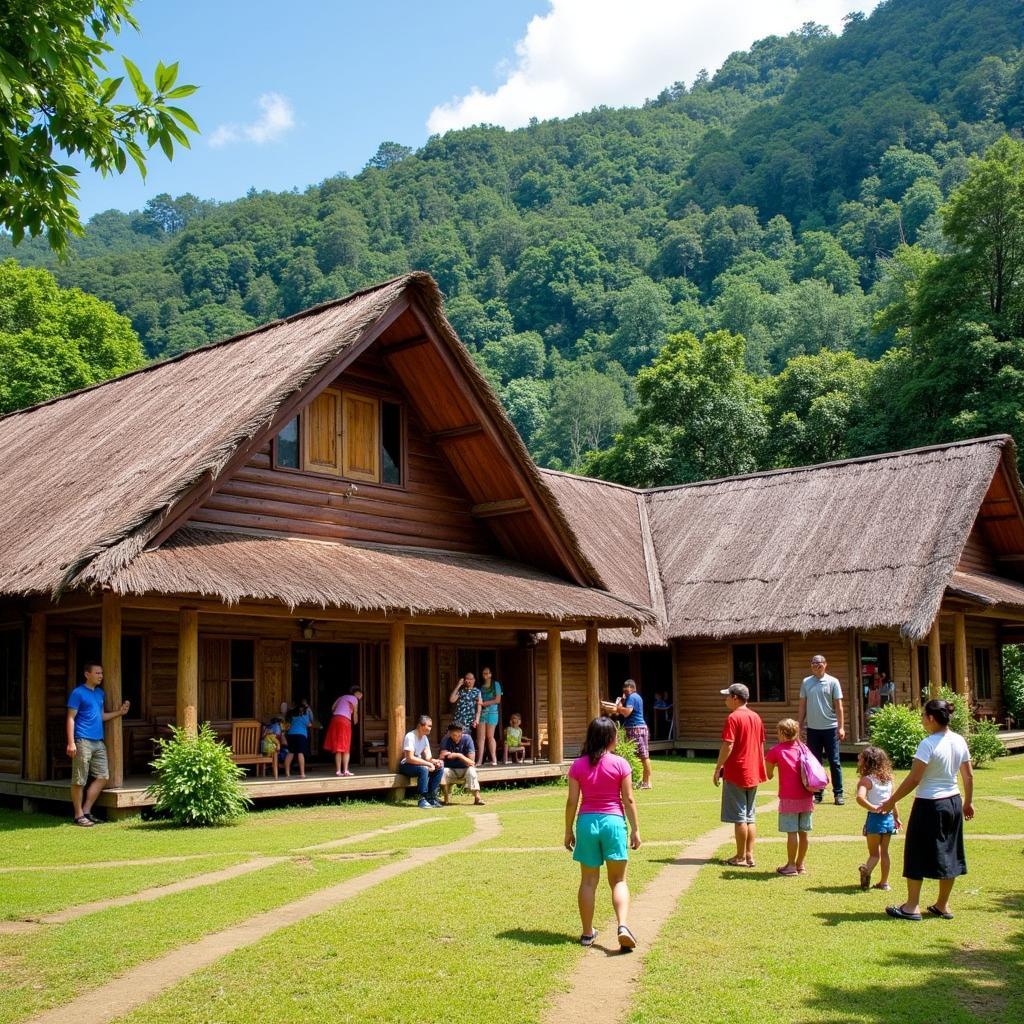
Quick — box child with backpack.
[765,718,820,876]
[855,745,901,891]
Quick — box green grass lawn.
[0,754,1020,1024]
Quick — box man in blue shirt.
[612,679,652,790]
[439,722,485,806]
[66,661,130,826]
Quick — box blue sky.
[75,0,877,220]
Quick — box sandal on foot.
[85,812,104,824]
[580,930,598,947]
[745,859,756,868]
[885,905,922,921]
[858,864,871,890]
[872,882,891,891]
[926,904,954,919]
[776,865,800,876]
[724,857,747,867]
[617,925,637,950]
[73,815,94,827]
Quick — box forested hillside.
[3,0,1024,480]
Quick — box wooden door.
[200,638,229,722]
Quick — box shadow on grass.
[647,856,717,866]
[797,889,1023,1023]
[719,869,777,881]
[497,928,573,946]
[807,884,866,895]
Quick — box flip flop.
[617,925,637,950]
[580,930,598,947]
[776,865,799,876]
[926,905,954,919]
[885,905,922,921]
[724,857,748,867]
[73,815,93,827]
[85,812,104,824]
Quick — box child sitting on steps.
[765,718,814,876]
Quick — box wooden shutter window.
[343,392,380,482]
[302,390,341,475]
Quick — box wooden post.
[585,623,600,726]
[177,607,199,737]
[102,592,124,787]
[928,618,942,698]
[387,621,406,772]
[909,642,921,707]
[547,627,563,764]
[24,612,47,781]
[953,612,969,699]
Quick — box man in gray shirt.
[798,655,845,805]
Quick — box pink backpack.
[798,743,828,793]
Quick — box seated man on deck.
[399,715,445,809]
[439,722,485,806]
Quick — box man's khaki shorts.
[72,738,108,786]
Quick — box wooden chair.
[363,740,387,769]
[229,720,274,777]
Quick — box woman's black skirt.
[903,795,966,880]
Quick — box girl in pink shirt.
[765,718,815,876]
[564,717,641,950]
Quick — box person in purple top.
[66,662,130,826]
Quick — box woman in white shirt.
[880,699,974,921]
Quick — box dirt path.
[25,814,500,1024]
[982,795,1024,811]
[541,799,780,1024]
[28,857,288,926]
[293,815,441,851]
[0,854,225,874]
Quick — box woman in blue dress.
[475,666,503,766]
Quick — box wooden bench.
[228,720,274,776]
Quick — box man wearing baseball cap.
[713,683,767,867]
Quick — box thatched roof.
[947,569,1024,612]
[645,436,1016,642]
[546,436,1023,644]
[0,273,617,621]
[102,526,650,623]
[539,470,666,647]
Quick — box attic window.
[274,390,404,486]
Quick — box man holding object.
[66,662,130,826]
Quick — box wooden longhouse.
[1,273,1023,813]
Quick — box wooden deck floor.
[0,760,567,813]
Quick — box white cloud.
[427,0,880,134]
[209,92,296,147]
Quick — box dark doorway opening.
[860,640,891,737]
[291,643,360,762]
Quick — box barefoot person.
[564,716,641,951]
[713,683,767,868]
[881,699,974,921]
[66,662,130,826]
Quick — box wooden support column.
[24,612,47,781]
[928,618,942,698]
[909,642,921,707]
[101,592,124,788]
[547,628,563,764]
[387,621,406,771]
[585,623,600,726]
[176,607,199,737]
[953,612,969,699]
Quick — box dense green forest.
[3,0,1024,482]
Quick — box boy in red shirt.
[713,683,767,867]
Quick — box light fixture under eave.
[299,619,316,640]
